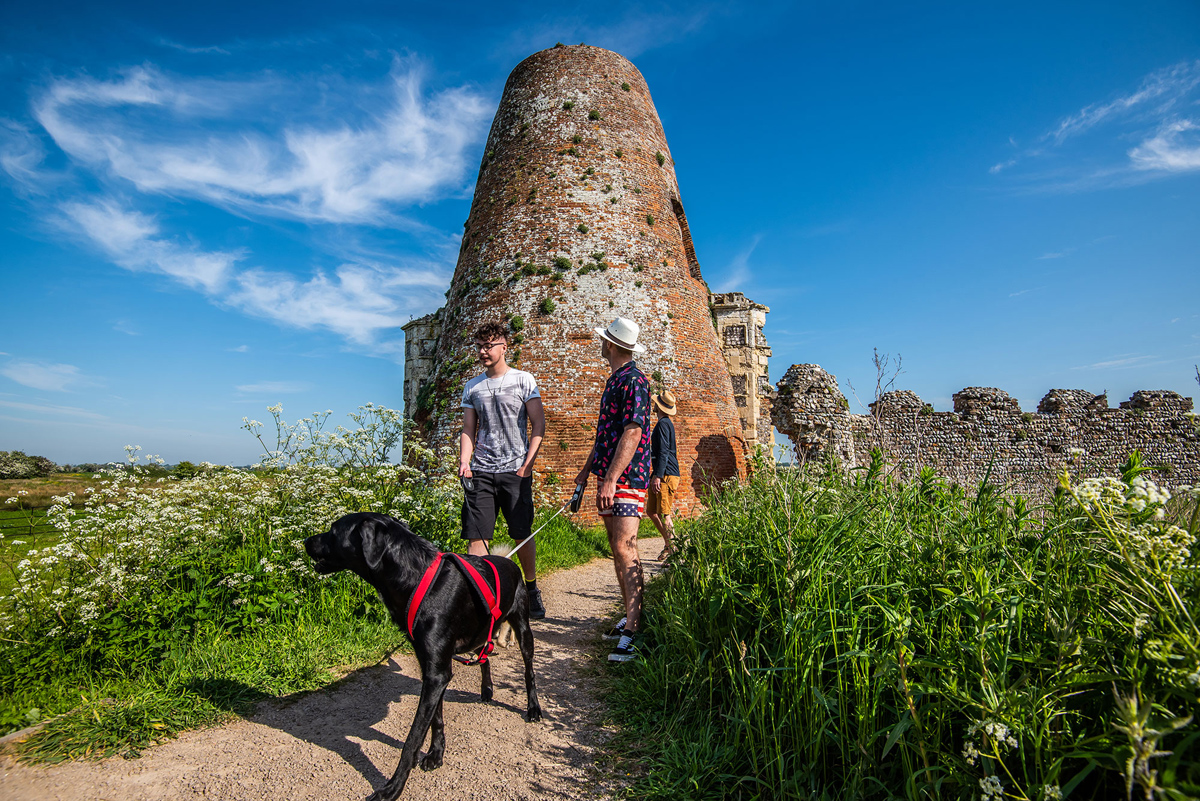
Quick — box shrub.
[614,148,623,158]
[655,150,665,166]
[621,82,631,91]
[577,224,589,234]
[539,298,557,315]
[562,100,574,110]
[572,134,582,144]
[635,280,643,288]
[510,315,525,332]
[646,214,655,226]
[610,196,618,204]
[585,167,594,176]
[588,110,601,121]
[0,452,59,480]
[553,257,573,271]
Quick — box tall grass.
[608,454,1200,800]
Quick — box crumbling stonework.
[404,45,746,519]
[710,292,773,452]
[772,364,1200,494]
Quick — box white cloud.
[993,60,1200,188]
[1071,354,1160,371]
[235,381,311,394]
[1037,248,1074,260]
[0,360,94,392]
[1049,61,1200,144]
[0,119,57,193]
[228,261,448,346]
[228,344,249,352]
[0,399,107,420]
[33,60,489,224]
[715,234,762,292]
[61,199,241,292]
[1128,119,1200,173]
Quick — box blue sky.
[1,1,1198,465]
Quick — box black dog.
[305,512,541,801]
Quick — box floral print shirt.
[591,360,652,489]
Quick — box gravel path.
[1,537,665,801]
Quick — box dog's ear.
[358,516,391,573]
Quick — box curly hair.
[473,321,510,345]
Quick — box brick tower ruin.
[403,44,746,519]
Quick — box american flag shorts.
[599,485,646,518]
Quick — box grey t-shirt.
[460,368,541,473]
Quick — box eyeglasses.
[475,341,506,352]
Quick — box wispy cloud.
[32,58,489,225]
[55,197,449,356]
[1071,354,1163,371]
[155,37,231,56]
[715,234,762,292]
[0,119,57,194]
[228,344,250,353]
[61,200,241,292]
[1037,248,1075,260]
[0,359,96,392]
[235,381,312,394]
[992,60,1200,189]
[1008,287,1043,297]
[0,399,107,420]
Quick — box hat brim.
[652,396,677,416]
[594,326,647,354]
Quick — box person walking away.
[647,388,680,561]
[459,320,547,618]
[574,317,652,662]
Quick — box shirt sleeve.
[523,373,542,403]
[460,378,474,409]
[625,375,650,432]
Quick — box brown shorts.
[646,475,680,516]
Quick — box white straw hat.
[594,317,647,354]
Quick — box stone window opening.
[724,325,747,348]
[670,197,703,280]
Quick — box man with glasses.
[459,321,547,618]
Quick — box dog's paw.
[526,705,542,723]
[420,752,443,772]
[480,686,493,703]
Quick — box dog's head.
[305,512,433,579]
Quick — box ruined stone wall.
[773,364,1200,495]
[406,45,746,520]
[710,292,774,453]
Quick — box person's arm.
[516,397,545,478]
[597,423,642,511]
[460,407,477,478]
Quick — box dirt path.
[1,537,666,801]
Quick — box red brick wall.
[419,44,745,521]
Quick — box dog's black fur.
[305,512,540,801]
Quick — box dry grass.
[1,475,108,510]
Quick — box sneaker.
[602,616,628,640]
[528,586,546,620]
[608,633,637,662]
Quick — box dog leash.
[503,483,586,559]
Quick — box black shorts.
[461,471,534,541]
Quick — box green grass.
[1,471,618,762]
[602,457,1200,800]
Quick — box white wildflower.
[1042,785,1062,801]
[962,741,980,766]
[980,775,1004,801]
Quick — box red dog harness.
[405,553,503,666]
